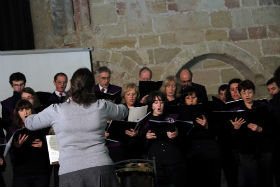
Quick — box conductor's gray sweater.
[25,99,128,175]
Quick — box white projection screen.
[0,48,93,117]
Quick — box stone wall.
[29,0,280,98]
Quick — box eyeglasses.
[55,81,67,85]
[12,83,25,87]
[100,77,110,80]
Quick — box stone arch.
[170,41,267,98]
[173,42,265,81]
[176,53,255,81]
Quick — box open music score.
[106,105,150,142]
[46,135,59,165]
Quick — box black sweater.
[11,128,50,176]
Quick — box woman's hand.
[105,131,109,139]
[31,139,42,148]
[125,129,138,137]
[0,157,4,166]
[140,95,149,104]
[196,115,208,129]
[247,123,263,132]
[230,117,246,130]
[146,130,156,139]
[14,134,29,148]
[167,128,178,139]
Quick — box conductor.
[24,68,128,187]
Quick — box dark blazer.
[36,91,52,107]
[270,92,280,144]
[94,84,122,104]
[181,82,208,104]
[1,91,21,139]
[47,92,66,105]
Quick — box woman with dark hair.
[219,78,242,187]
[11,99,50,187]
[178,86,221,187]
[230,80,274,187]
[142,91,186,187]
[21,87,45,113]
[25,68,128,187]
[226,78,242,102]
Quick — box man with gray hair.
[94,66,122,104]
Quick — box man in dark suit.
[48,72,68,105]
[271,66,280,187]
[266,77,279,99]
[1,72,26,139]
[178,68,208,104]
[94,66,122,104]
[46,72,68,187]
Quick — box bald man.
[179,68,208,104]
[139,67,152,81]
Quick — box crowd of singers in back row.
[0,65,280,187]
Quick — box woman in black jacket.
[11,99,50,187]
[142,91,186,187]
[178,86,221,187]
[229,80,274,187]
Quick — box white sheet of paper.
[46,135,59,164]
[128,105,148,122]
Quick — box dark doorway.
[0,0,34,50]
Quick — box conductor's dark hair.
[139,66,152,79]
[266,78,276,86]
[218,84,228,93]
[97,66,111,76]
[68,68,97,106]
[274,66,280,87]
[54,72,68,82]
[238,79,255,93]
[9,72,26,85]
[13,99,34,128]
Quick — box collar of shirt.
[98,84,108,93]
[55,91,66,97]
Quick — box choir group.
[0,65,280,187]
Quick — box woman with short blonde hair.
[121,83,139,107]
